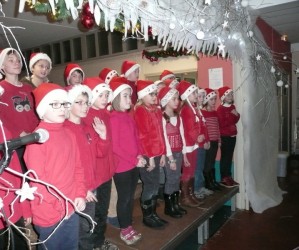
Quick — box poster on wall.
[208,68,223,89]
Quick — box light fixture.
[281,34,288,41]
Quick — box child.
[121,60,140,105]
[0,126,32,250]
[83,77,118,250]
[176,80,202,207]
[65,84,108,250]
[159,70,176,82]
[0,48,39,170]
[158,86,187,218]
[194,88,214,199]
[109,76,145,245]
[201,88,222,191]
[64,63,85,90]
[21,52,52,88]
[163,78,179,89]
[134,79,167,228]
[217,86,240,187]
[99,67,118,85]
[24,83,86,250]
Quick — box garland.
[142,48,193,62]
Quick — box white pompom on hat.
[29,52,52,72]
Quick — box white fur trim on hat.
[105,70,117,85]
[29,53,52,73]
[198,88,206,95]
[124,64,140,78]
[91,84,112,104]
[36,89,68,119]
[154,80,164,86]
[169,79,179,88]
[180,85,198,101]
[67,67,85,85]
[160,88,178,107]
[68,85,93,104]
[220,89,233,102]
[161,73,175,82]
[203,91,217,104]
[112,84,132,102]
[0,48,23,76]
[137,84,157,100]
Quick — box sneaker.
[120,229,142,245]
[200,187,214,196]
[228,177,239,186]
[220,176,235,188]
[94,240,119,250]
[194,192,205,199]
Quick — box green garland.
[142,48,194,62]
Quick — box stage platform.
[106,186,239,250]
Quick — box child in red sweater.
[109,77,145,245]
[134,80,167,228]
[24,83,86,250]
[217,86,240,187]
[64,63,85,90]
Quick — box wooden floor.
[105,186,239,250]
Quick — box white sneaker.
[199,187,214,196]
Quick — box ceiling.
[0,0,299,50]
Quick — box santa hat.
[198,88,206,95]
[64,63,85,85]
[83,77,112,104]
[218,86,233,102]
[158,86,178,107]
[0,48,23,78]
[109,76,132,102]
[99,67,118,85]
[154,80,164,87]
[164,78,179,89]
[33,83,68,119]
[121,60,140,78]
[203,88,217,104]
[29,52,52,72]
[67,84,93,104]
[159,70,175,81]
[137,80,157,100]
[177,80,198,101]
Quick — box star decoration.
[205,0,211,5]
[295,68,299,74]
[222,20,228,28]
[256,54,261,61]
[218,43,226,57]
[15,182,37,202]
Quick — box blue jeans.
[79,192,96,250]
[194,148,206,192]
[34,213,79,250]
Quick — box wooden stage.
[106,186,239,250]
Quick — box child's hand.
[74,197,86,212]
[146,158,155,172]
[204,142,210,150]
[86,190,98,202]
[169,162,177,171]
[197,135,205,143]
[160,155,166,167]
[183,154,190,167]
[24,217,32,226]
[92,117,107,140]
[137,156,146,167]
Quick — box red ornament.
[82,2,93,17]
[81,15,95,29]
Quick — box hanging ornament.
[81,14,95,29]
[241,0,249,7]
[270,66,275,73]
[82,2,93,17]
[285,84,289,88]
[247,30,253,37]
[277,80,283,87]
[196,31,205,40]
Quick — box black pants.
[114,167,139,229]
[220,136,236,179]
[203,141,219,173]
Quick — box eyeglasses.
[149,92,158,97]
[49,102,71,109]
[74,101,91,107]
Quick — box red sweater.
[180,104,200,153]
[217,104,240,136]
[83,108,115,185]
[0,128,32,229]
[0,80,39,137]
[110,111,142,173]
[134,104,166,158]
[24,122,86,227]
[201,109,220,142]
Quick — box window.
[86,34,96,58]
[63,40,71,63]
[125,38,138,51]
[73,37,82,60]
[98,31,109,56]
[53,43,61,64]
[41,45,51,58]
[111,31,123,53]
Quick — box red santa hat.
[164,78,179,89]
[99,67,118,85]
[121,60,140,78]
[64,63,85,85]
[159,70,175,81]
[198,88,206,95]
[157,86,178,107]
[0,48,23,78]
[177,80,198,101]
[33,83,68,119]
[218,86,233,102]
[137,80,157,100]
[29,52,52,72]
[109,76,132,102]
[203,88,217,104]
[83,77,112,104]
[67,84,93,104]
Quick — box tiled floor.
[177,173,299,250]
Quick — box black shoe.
[173,191,187,215]
[164,194,182,218]
[141,199,164,228]
[152,195,168,224]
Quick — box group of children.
[0,48,240,250]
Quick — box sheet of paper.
[208,68,223,89]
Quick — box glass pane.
[86,34,96,58]
[111,31,123,53]
[41,45,51,59]
[63,40,71,63]
[126,38,138,51]
[98,31,109,56]
[53,43,61,64]
[73,37,82,60]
